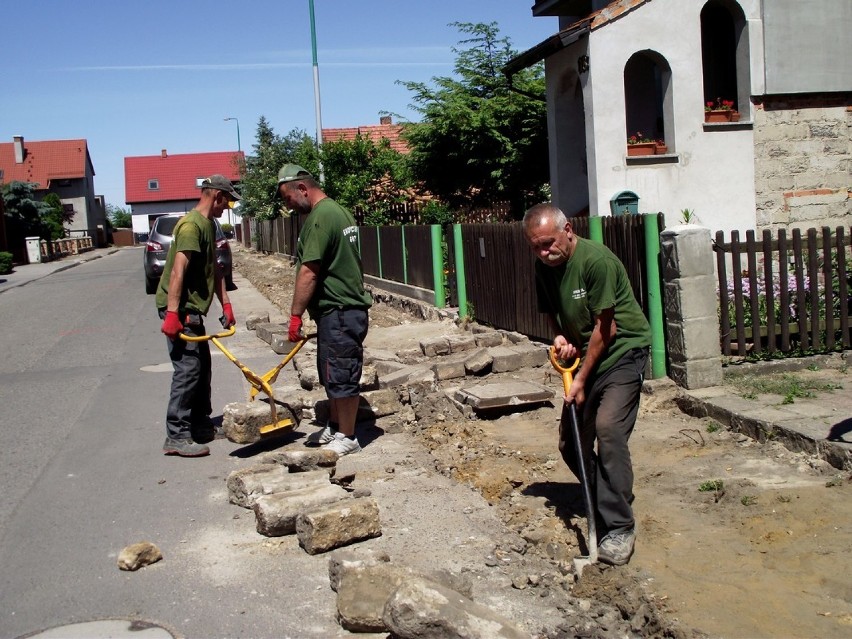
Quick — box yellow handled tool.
[180,323,308,439]
[548,347,598,571]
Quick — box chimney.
[13,136,25,163]
[379,116,392,125]
[161,149,168,158]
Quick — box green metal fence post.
[376,227,383,280]
[452,224,468,318]
[589,215,603,243]
[643,214,666,379]
[401,225,408,285]
[431,225,446,308]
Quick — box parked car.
[144,214,234,294]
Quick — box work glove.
[222,303,236,328]
[288,314,304,342]
[161,311,184,340]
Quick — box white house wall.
[546,0,762,235]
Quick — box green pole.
[643,213,666,379]
[401,225,408,284]
[430,225,446,308]
[376,227,383,279]
[452,224,468,318]
[589,215,603,243]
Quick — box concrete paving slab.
[455,381,554,410]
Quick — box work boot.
[193,425,225,444]
[163,437,210,457]
[322,432,361,456]
[597,529,636,566]
[305,423,338,446]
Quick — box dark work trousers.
[558,347,648,537]
[160,310,212,441]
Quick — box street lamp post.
[223,117,241,227]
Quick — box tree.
[2,181,51,244]
[319,134,413,223]
[42,193,74,240]
[399,22,550,218]
[107,204,132,228]
[238,117,319,221]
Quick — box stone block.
[463,348,493,374]
[514,342,548,368]
[359,365,379,391]
[432,356,467,381]
[660,225,714,280]
[295,497,382,555]
[222,401,297,444]
[420,336,450,357]
[473,331,504,347]
[664,276,719,321]
[446,334,476,353]
[379,364,433,389]
[454,381,554,410]
[666,319,722,362]
[373,360,408,376]
[359,388,403,419]
[669,358,723,390]
[255,322,288,344]
[488,346,523,373]
[256,448,339,472]
[328,548,391,592]
[227,466,331,509]
[270,334,297,355]
[501,330,527,344]
[245,312,270,331]
[253,484,349,536]
[364,348,400,365]
[335,563,474,633]
[382,577,529,639]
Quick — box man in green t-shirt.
[274,164,372,457]
[523,203,651,566]
[156,174,239,457]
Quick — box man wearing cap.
[156,174,240,457]
[275,164,372,456]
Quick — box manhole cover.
[21,619,174,639]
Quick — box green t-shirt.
[296,198,372,319]
[535,236,651,375]
[154,210,216,314]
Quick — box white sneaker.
[305,424,337,446]
[323,432,361,456]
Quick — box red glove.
[288,314,304,342]
[161,311,183,340]
[222,303,236,328]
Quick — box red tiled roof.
[124,150,244,204]
[0,138,92,189]
[322,124,409,154]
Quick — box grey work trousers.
[161,310,212,441]
[558,347,647,536]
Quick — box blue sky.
[0,1,557,208]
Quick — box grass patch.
[741,495,758,506]
[699,479,725,492]
[706,422,721,433]
[728,372,842,404]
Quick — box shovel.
[549,347,598,576]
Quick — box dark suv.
[143,214,234,294]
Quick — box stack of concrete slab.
[226,450,382,555]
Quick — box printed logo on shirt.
[343,225,358,244]
[572,288,586,300]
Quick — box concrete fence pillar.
[660,225,723,389]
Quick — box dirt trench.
[233,244,852,639]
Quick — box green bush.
[0,252,12,274]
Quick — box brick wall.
[753,94,851,233]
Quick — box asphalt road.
[0,249,353,638]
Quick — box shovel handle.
[180,324,236,342]
[549,347,580,395]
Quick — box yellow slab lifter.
[181,325,315,439]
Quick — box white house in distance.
[505,0,851,235]
[124,149,243,238]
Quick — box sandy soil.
[233,244,852,638]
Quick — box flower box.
[705,109,738,123]
[655,143,668,154]
[626,142,657,156]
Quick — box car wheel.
[145,276,158,294]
